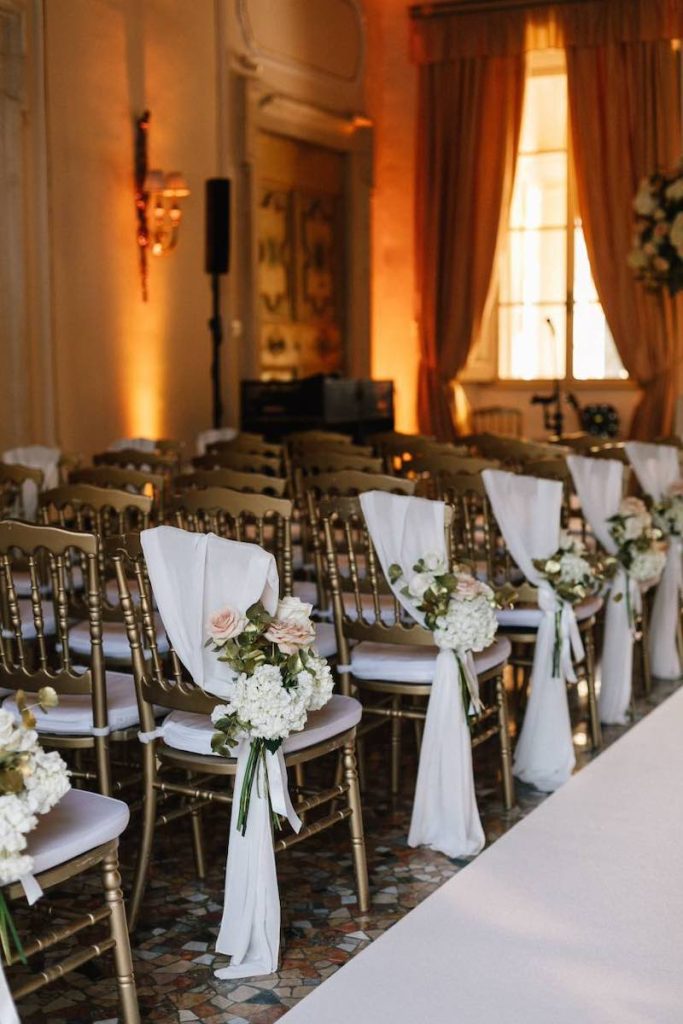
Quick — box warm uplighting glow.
[144,169,190,256]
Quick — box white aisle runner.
[284,690,683,1024]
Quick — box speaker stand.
[208,272,223,429]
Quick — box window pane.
[498,304,566,380]
[502,229,567,303]
[519,72,567,154]
[510,153,567,229]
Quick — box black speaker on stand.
[205,178,231,428]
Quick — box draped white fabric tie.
[0,961,18,1024]
[140,526,291,978]
[625,442,682,680]
[359,491,485,859]
[2,445,60,521]
[483,470,577,792]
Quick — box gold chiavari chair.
[411,454,500,499]
[206,437,284,459]
[94,449,179,475]
[107,532,369,931]
[192,449,283,476]
[69,465,167,517]
[0,520,147,797]
[320,496,514,806]
[474,434,564,468]
[588,442,629,463]
[38,484,167,669]
[0,463,44,520]
[172,467,289,498]
[286,430,353,448]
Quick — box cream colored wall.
[45,0,218,455]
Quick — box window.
[496,51,627,382]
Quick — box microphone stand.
[208,273,223,429]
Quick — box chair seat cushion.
[160,693,362,757]
[349,636,512,684]
[1,599,56,640]
[3,672,143,735]
[68,613,169,660]
[27,789,130,875]
[496,595,603,629]
[293,580,318,606]
[314,621,337,658]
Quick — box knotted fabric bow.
[483,470,579,792]
[625,442,683,681]
[359,491,485,858]
[140,526,300,979]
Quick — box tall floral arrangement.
[629,165,683,295]
[207,597,333,835]
[0,690,70,963]
[388,554,498,718]
[652,480,683,539]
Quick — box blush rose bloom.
[455,574,482,600]
[265,617,317,655]
[208,607,248,644]
[275,596,314,625]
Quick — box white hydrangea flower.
[433,592,497,654]
[23,748,70,816]
[558,551,592,585]
[408,572,435,599]
[0,794,36,854]
[228,664,309,741]
[629,546,667,584]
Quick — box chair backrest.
[192,450,283,476]
[0,519,112,792]
[319,496,449,672]
[436,473,511,584]
[69,465,166,512]
[169,486,294,597]
[0,463,44,519]
[207,437,284,458]
[286,430,353,448]
[106,533,217,727]
[94,448,178,475]
[40,484,153,536]
[471,406,523,438]
[294,450,384,476]
[588,442,629,463]
[172,468,288,497]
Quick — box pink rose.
[208,607,248,644]
[265,617,316,655]
[455,575,482,599]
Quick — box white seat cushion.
[496,595,603,629]
[1,599,56,640]
[3,672,143,735]
[349,636,512,684]
[68,613,169,660]
[314,621,337,658]
[12,572,51,599]
[160,693,362,757]
[293,580,318,606]
[26,789,129,875]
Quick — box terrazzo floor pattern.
[15,674,681,1024]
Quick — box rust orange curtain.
[566,39,683,438]
[414,55,524,438]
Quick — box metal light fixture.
[144,169,191,255]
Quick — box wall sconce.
[134,110,190,301]
[144,170,190,255]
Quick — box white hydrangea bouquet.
[0,689,70,964]
[652,480,683,538]
[607,497,667,631]
[629,165,683,295]
[207,596,333,835]
[533,530,615,675]
[388,554,498,719]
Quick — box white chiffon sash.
[359,491,485,858]
[0,961,18,1024]
[625,442,682,680]
[141,526,293,978]
[3,445,61,521]
[482,470,580,791]
[567,455,634,724]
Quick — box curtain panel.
[412,0,683,438]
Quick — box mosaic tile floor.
[14,674,681,1024]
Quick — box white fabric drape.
[108,438,159,452]
[2,444,60,520]
[625,442,682,680]
[0,960,18,1024]
[359,491,484,858]
[482,470,581,792]
[196,427,238,455]
[567,455,639,725]
[140,526,298,978]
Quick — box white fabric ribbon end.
[20,873,43,906]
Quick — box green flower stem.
[553,609,562,677]
[0,889,26,966]
[237,739,264,837]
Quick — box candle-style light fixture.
[134,110,190,301]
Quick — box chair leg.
[413,717,423,755]
[102,845,140,1024]
[584,628,602,750]
[128,743,157,931]
[343,739,369,914]
[640,608,652,697]
[495,672,515,812]
[356,735,366,791]
[294,762,307,824]
[390,696,401,796]
[189,789,206,882]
